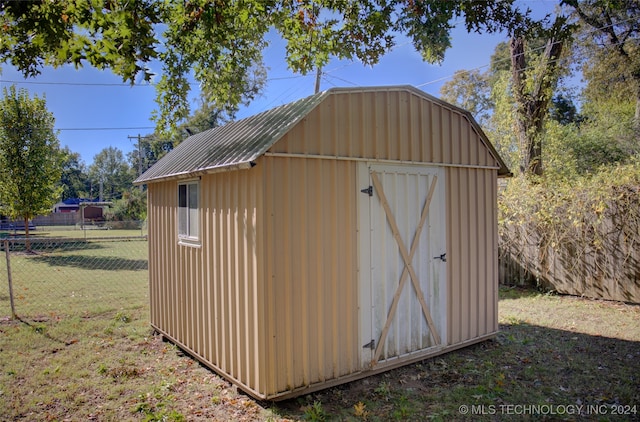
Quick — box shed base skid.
[153,324,497,402]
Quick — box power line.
[0,73,309,88]
[56,127,155,131]
[0,79,153,87]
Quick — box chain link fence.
[0,223,148,320]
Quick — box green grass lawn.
[31,224,147,239]
[0,237,148,318]
[1,239,638,422]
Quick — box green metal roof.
[134,90,328,184]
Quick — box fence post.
[4,239,16,319]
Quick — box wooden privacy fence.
[498,199,640,304]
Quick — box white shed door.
[358,163,447,368]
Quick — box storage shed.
[135,85,511,401]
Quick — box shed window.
[178,181,199,241]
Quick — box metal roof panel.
[134,91,327,184]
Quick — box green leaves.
[0,85,63,223]
[0,0,160,82]
[0,0,565,137]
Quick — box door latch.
[361,186,373,196]
[433,253,446,262]
[362,339,375,349]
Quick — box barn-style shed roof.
[135,86,510,184]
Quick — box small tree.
[0,86,63,251]
[88,147,133,201]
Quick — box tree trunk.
[630,68,640,134]
[23,216,31,253]
[510,36,564,176]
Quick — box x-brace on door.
[358,163,447,368]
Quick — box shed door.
[358,163,447,369]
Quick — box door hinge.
[362,339,375,349]
[361,186,373,196]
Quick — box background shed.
[135,85,510,401]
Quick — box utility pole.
[128,134,145,190]
[314,67,322,94]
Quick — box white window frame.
[178,180,200,246]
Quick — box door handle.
[433,253,446,262]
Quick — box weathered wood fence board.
[499,205,640,304]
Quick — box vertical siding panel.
[324,160,335,378]
[422,100,431,162]
[397,91,408,161]
[442,109,452,164]
[212,182,222,368]
[489,172,499,334]
[202,180,215,362]
[263,157,277,395]
[187,248,194,350]
[354,93,375,157]
[469,169,479,339]
[389,92,400,160]
[447,169,461,344]
[331,95,343,156]
[294,158,309,386]
[346,161,358,373]
[192,244,199,355]
[170,184,177,339]
[189,245,196,353]
[375,91,385,159]
[229,175,240,380]
[461,169,471,341]
[244,171,254,388]
[148,187,157,327]
[408,94,420,162]
[484,170,493,336]
[223,178,232,375]
[177,247,184,346]
[166,185,174,339]
[281,158,294,392]
[475,170,487,337]
[470,126,480,167]
[149,186,158,327]
[308,158,322,382]
[254,163,266,394]
[386,92,395,159]
[485,135,496,168]
[230,175,239,378]
[431,103,442,163]
[453,113,463,165]
[161,186,171,337]
[343,93,354,157]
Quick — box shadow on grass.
[498,285,549,300]
[29,254,148,271]
[14,316,76,346]
[270,323,640,421]
[4,238,104,254]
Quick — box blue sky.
[0,2,556,166]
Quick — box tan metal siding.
[446,167,499,345]
[148,183,178,336]
[261,156,359,396]
[147,169,265,395]
[203,169,264,392]
[270,90,499,172]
